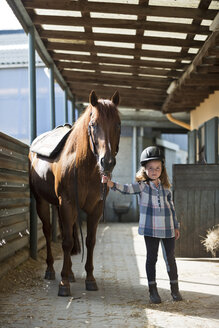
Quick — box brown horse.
[29,90,121,296]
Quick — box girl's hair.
[136,160,171,189]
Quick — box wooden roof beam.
[46,41,195,60]
[75,95,162,111]
[162,30,219,113]
[62,70,171,87]
[56,61,181,78]
[22,1,217,20]
[40,30,205,48]
[32,14,210,35]
[51,52,189,70]
[68,84,167,100]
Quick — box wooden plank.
[0,169,29,183]
[0,145,28,163]
[0,133,29,156]
[0,156,28,171]
[0,236,29,262]
[51,52,189,70]
[187,190,195,257]
[0,132,31,264]
[0,220,28,240]
[0,197,30,209]
[0,206,29,218]
[62,70,171,86]
[75,94,162,110]
[22,1,217,20]
[193,190,201,257]
[0,209,29,227]
[56,61,181,78]
[40,30,204,48]
[69,83,167,98]
[197,66,219,73]
[33,14,210,35]
[162,31,219,113]
[173,164,219,257]
[73,90,166,102]
[199,191,211,257]
[47,41,195,60]
[0,182,29,193]
[175,190,188,257]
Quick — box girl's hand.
[101,175,114,188]
[175,229,180,240]
[101,175,109,184]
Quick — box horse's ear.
[111,90,120,106]
[89,90,98,106]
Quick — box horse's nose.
[100,155,116,172]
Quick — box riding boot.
[170,282,182,302]
[149,283,161,304]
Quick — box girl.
[102,146,182,304]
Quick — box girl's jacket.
[111,180,179,238]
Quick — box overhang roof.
[6,0,219,118]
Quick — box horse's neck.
[65,124,96,170]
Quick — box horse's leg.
[36,198,55,280]
[85,204,103,291]
[57,207,76,283]
[58,198,76,296]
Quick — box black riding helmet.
[140,146,164,166]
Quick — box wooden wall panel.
[173,164,219,257]
[0,132,30,263]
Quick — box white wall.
[105,136,138,222]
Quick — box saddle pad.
[30,124,72,158]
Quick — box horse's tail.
[71,222,81,255]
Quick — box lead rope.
[101,182,107,223]
[73,164,84,263]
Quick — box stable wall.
[190,91,219,130]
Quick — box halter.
[88,120,98,158]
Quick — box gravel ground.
[0,223,219,328]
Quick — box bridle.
[87,116,120,223]
[88,120,98,158]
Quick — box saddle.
[30,124,72,158]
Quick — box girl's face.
[145,160,162,181]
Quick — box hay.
[201,225,219,257]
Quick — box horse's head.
[88,90,121,176]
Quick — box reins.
[88,118,107,222]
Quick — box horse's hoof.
[44,271,55,280]
[69,272,75,283]
[58,282,71,297]
[85,280,98,291]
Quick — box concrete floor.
[0,223,219,328]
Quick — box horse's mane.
[68,99,120,167]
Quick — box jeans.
[144,236,178,284]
